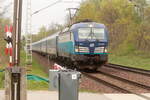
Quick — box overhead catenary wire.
[32,0,81,16]
[32,0,62,16]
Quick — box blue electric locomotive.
[32,21,109,70]
[57,21,108,70]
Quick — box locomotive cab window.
[92,28,105,40]
[78,28,105,40]
[78,28,91,39]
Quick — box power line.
[32,0,81,16]
[32,0,61,15]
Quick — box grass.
[109,54,150,70]
[79,89,100,93]
[0,50,49,90]
[1,49,149,90]
[0,43,8,89]
[20,51,49,90]
[26,57,49,90]
[0,73,4,89]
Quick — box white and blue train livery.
[32,21,109,70]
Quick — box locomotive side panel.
[58,31,74,57]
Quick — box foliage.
[0,51,49,90]
[75,0,150,56]
[33,0,150,56]
[0,18,11,67]
[32,23,64,42]
[0,1,12,89]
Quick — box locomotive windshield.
[78,28,105,40]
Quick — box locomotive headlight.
[75,46,79,52]
[95,47,104,53]
[105,48,107,53]
[75,46,89,52]
[75,48,79,52]
[89,24,93,27]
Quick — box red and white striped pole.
[5,25,9,55]
[4,25,13,67]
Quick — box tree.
[0,0,11,65]
[0,1,12,17]
[32,23,63,42]
[74,0,150,55]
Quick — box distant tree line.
[32,23,64,42]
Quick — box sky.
[4,0,150,35]
[4,0,83,34]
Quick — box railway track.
[82,63,150,99]
[104,63,150,77]
[33,53,150,95]
[82,71,150,100]
[82,72,131,93]
[97,70,150,91]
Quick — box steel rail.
[105,63,150,77]
[97,71,150,91]
[82,72,150,100]
[82,72,131,93]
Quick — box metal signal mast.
[25,0,32,66]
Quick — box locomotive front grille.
[94,47,104,53]
[75,46,89,52]
[79,47,89,52]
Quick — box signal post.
[5,0,27,100]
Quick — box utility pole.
[5,0,27,100]
[25,0,32,66]
[13,0,22,66]
[67,8,79,25]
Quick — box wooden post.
[5,68,11,100]
[5,67,27,100]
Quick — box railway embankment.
[109,54,150,70]
[1,51,150,91]
[32,52,150,94]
